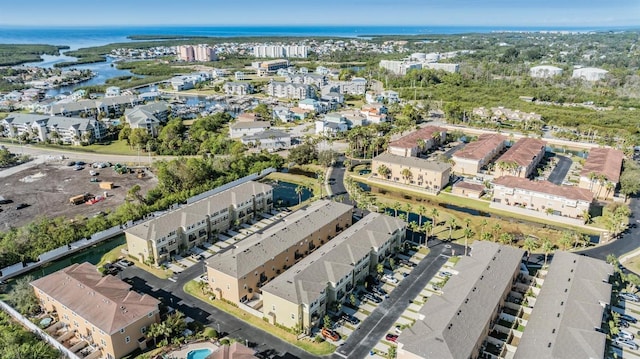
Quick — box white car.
[619,329,635,341]
[615,337,639,351]
[383,274,399,284]
[619,292,640,302]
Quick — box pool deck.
[168,341,218,359]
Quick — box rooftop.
[229,121,271,130]
[493,176,593,202]
[388,126,446,149]
[496,137,546,168]
[452,134,506,161]
[373,152,451,173]
[514,252,612,359]
[262,213,405,305]
[398,242,524,359]
[206,200,352,279]
[30,262,159,335]
[2,112,98,132]
[580,147,624,183]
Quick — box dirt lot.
[0,161,157,230]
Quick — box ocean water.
[0,25,628,50]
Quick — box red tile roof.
[493,176,593,202]
[496,138,546,167]
[453,134,507,160]
[31,262,159,335]
[389,126,446,149]
[580,147,624,183]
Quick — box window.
[101,339,107,346]
[291,313,295,319]
[120,328,125,333]
[148,311,154,317]
[125,336,130,344]
[272,305,276,311]
[141,326,147,334]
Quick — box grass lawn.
[624,255,640,274]
[351,174,598,252]
[97,244,126,267]
[31,140,138,156]
[183,281,336,356]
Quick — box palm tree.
[417,205,427,226]
[541,238,554,267]
[492,223,502,242]
[582,209,591,224]
[401,168,413,184]
[392,201,402,217]
[409,221,419,243]
[377,164,390,179]
[480,219,488,238]
[417,139,426,154]
[481,232,493,242]
[587,171,597,191]
[295,185,304,204]
[423,222,433,243]
[604,181,615,199]
[463,227,474,256]
[147,322,163,347]
[316,171,325,198]
[447,217,457,239]
[523,237,538,262]
[499,232,513,245]
[404,203,413,219]
[463,218,471,228]
[430,208,439,227]
[559,232,573,251]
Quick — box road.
[547,155,572,185]
[334,240,461,359]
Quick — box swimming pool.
[186,348,212,359]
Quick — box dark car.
[364,292,383,304]
[621,314,638,324]
[0,199,12,205]
[341,313,360,325]
[15,203,29,210]
[66,161,76,166]
[399,259,417,268]
[385,333,398,342]
[620,320,630,328]
[371,286,388,297]
[76,161,86,166]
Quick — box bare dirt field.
[0,160,157,230]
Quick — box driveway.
[333,240,462,359]
[547,155,572,185]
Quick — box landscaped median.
[183,280,336,356]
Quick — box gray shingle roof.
[3,112,98,132]
[206,200,353,279]
[514,251,612,359]
[229,121,271,130]
[373,152,452,173]
[398,241,524,359]
[262,213,405,305]
[125,181,272,241]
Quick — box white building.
[379,60,422,75]
[229,121,271,138]
[105,86,121,97]
[223,82,253,96]
[530,65,563,78]
[253,45,308,58]
[572,67,608,81]
[266,81,312,100]
[1,113,105,145]
[240,129,291,150]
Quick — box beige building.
[261,213,406,333]
[495,138,546,178]
[31,263,160,359]
[397,242,524,359]
[387,126,447,157]
[492,176,593,219]
[372,152,451,193]
[579,147,624,200]
[452,133,507,176]
[205,200,353,303]
[207,342,257,359]
[126,181,273,265]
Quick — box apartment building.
[372,152,451,194]
[223,82,254,96]
[285,73,327,88]
[125,181,273,266]
[379,60,421,75]
[229,121,271,138]
[515,252,612,359]
[388,126,447,157]
[256,59,290,74]
[31,263,160,359]
[1,112,105,145]
[261,213,405,334]
[397,242,525,359]
[124,102,170,137]
[266,81,312,100]
[240,129,291,150]
[205,200,353,303]
[324,77,367,95]
[253,45,308,58]
[492,176,593,219]
[177,45,216,62]
[579,147,624,200]
[452,134,507,176]
[495,138,546,178]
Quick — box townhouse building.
[261,213,405,334]
[388,126,447,158]
[323,77,367,95]
[240,129,291,150]
[372,152,451,194]
[397,242,525,359]
[31,263,161,359]
[205,200,353,303]
[492,176,593,219]
[124,102,170,137]
[495,138,546,178]
[285,73,327,88]
[452,134,507,176]
[229,121,271,138]
[266,81,312,100]
[223,82,254,96]
[1,112,105,145]
[125,181,273,266]
[578,147,624,200]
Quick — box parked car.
[321,328,340,342]
[382,274,399,284]
[371,286,388,297]
[76,161,86,166]
[440,271,453,278]
[118,259,134,267]
[0,199,13,204]
[394,325,403,334]
[619,292,640,302]
[619,320,630,328]
[341,313,360,325]
[363,293,383,304]
[621,314,638,324]
[66,161,76,166]
[15,203,29,210]
[614,337,639,350]
[399,259,417,268]
[385,333,398,343]
[74,165,84,171]
[619,329,635,341]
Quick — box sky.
[0,0,638,27]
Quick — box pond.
[266,180,313,207]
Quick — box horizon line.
[1,24,638,29]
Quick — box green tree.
[447,217,458,239]
[376,263,384,277]
[430,208,439,226]
[541,239,554,267]
[288,142,318,165]
[295,185,304,205]
[559,232,573,251]
[463,227,474,256]
[323,315,332,329]
[7,275,40,316]
[523,237,538,262]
